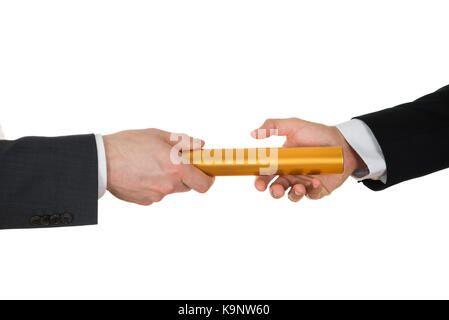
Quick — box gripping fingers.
[181,164,215,193]
[288,184,307,203]
[175,181,191,193]
[254,175,275,192]
[269,176,292,199]
[305,178,329,200]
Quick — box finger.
[254,175,275,192]
[269,176,291,199]
[305,178,328,200]
[180,164,215,193]
[283,175,313,187]
[281,175,321,200]
[168,133,205,150]
[288,184,306,203]
[251,118,306,139]
[174,181,191,193]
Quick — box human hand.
[103,129,215,206]
[251,118,365,202]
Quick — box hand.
[251,118,365,202]
[103,128,215,206]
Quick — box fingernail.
[271,188,283,199]
[270,188,280,198]
[288,193,296,202]
[294,189,303,196]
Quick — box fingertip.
[205,175,216,190]
[288,192,300,203]
[198,181,213,194]
[192,138,205,150]
[181,164,215,194]
[293,184,306,196]
[312,179,321,189]
[270,184,285,199]
[250,130,259,139]
[288,184,306,203]
[254,178,267,191]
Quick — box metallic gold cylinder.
[182,147,344,176]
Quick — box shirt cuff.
[95,134,107,199]
[336,119,387,183]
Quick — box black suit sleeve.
[355,85,449,191]
[0,134,98,229]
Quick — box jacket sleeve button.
[50,215,60,225]
[62,213,73,224]
[41,215,50,226]
[30,216,41,226]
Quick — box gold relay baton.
[182,147,344,176]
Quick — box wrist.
[333,127,366,174]
[345,143,366,174]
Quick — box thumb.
[251,118,305,139]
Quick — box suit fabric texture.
[0,134,98,229]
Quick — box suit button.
[50,215,60,225]
[62,213,73,224]
[30,216,41,226]
[41,215,50,226]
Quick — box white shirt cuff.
[336,119,387,183]
[95,134,107,199]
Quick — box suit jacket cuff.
[336,119,387,183]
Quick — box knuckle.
[161,183,176,195]
[143,193,163,204]
[146,179,178,196]
[140,192,164,205]
[153,194,165,203]
[145,128,158,135]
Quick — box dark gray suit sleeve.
[0,134,98,229]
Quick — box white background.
[1,0,449,300]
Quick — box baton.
[182,147,344,176]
